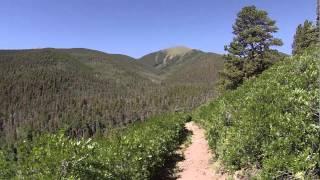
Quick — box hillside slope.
[140,46,224,83]
[140,46,194,69]
[59,48,162,82]
[0,47,224,146]
[194,48,320,179]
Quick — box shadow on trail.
[152,126,193,180]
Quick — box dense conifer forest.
[0,1,319,179]
[0,48,223,146]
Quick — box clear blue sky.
[0,0,316,58]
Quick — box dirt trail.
[177,122,227,180]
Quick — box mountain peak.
[162,46,193,58]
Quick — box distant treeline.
[0,49,221,146]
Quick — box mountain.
[58,48,162,82]
[140,46,224,83]
[140,46,194,69]
[0,47,224,146]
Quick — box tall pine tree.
[317,0,320,39]
[292,20,318,55]
[317,0,320,27]
[219,6,283,90]
[292,0,320,55]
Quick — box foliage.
[292,20,319,55]
[219,6,283,91]
[0,113,188,179]
[194,48,320,179]
[0,150,15,177]
[0,48,223,146]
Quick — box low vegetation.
[1,3,319,179]
[0,113,188,179]
[194,48,320,179]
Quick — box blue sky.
[0,0,316,58]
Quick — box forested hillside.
[0,48,223,146]
[194,48,320,179]
[1,1,318,179]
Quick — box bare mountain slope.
[139,46,224,84]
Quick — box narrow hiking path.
[177,122,227,180]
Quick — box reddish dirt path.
[177,122,227,180]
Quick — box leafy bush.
[194,48,320,179]
[0,113,187,179]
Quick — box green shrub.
[0,150,15,178]
[1,113,187,179]
[194,48,320,179]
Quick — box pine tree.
[317,0,320,27]
[292,20,318,55]
[219,6,283,90]
[317,0,320,40]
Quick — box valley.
[0,47,223,146]
[1,1,319,179]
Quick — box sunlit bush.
[194,48,320,179]
[0,114,187,179]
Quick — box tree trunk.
[318,0,320,126]
[317,0,320,27]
